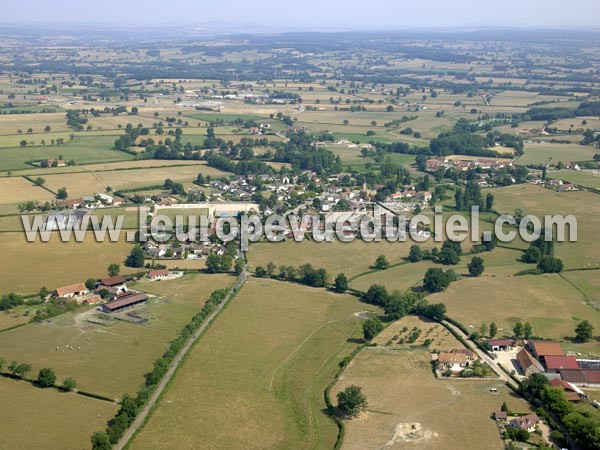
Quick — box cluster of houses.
[490,339,599,400]
[385,186,432,204]
[144,240,226,260]
[53,193,124,212]
[425,157,511,174]
[50,270,171,314]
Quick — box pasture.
[0,273,234,398]
[553,169,600,189]
[129,278,375,450]
[0,378,118,450]
[428,273,600,355]
[334,344,531,450]
[492,184,600,268]
[248,240,431,279]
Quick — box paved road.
[442,320,519,390]
[114,270,249,450]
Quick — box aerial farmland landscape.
[0,1,600,449]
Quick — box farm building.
[99,276,126,288]
[549,378,583,402]
[509,413,540,432]
[147,269,170,280]
[100,292,148,313]
[560,369,600,388]
[53,283,89,298]
[486,339,515,351]
[83,295,102,305]
[516,349,544,377]
[544,355,579,372]
[528,341,564,364]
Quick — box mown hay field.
[0,176,55,203]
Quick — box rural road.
[114,269,249,450]
[442,320,519,390]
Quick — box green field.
[0,135,133,172]
[0,378,118,450]
[248,240,433,280]
[0,273,234,398]
[553,169,600,189]
[429,272,600,355]
[492,184,600,268]
[516,142,597,166]
[129,277,375,450]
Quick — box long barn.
[100,292,148,313]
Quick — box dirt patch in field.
[384,422,438,447]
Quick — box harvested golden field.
[0,232,136,294]
[0,112,69,134]
[19,159,208,176]
[129,278,375,450]
[40,163,229,196]
[334,346,532,450]
[0,378,118,450]
[0,177,55,203]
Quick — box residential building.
[509,413,540,432]
[53,283,89,298]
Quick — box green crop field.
[0,378,118,450]
[129,277,376,450]
[0,135,134,172]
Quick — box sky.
[4,0,599,30]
